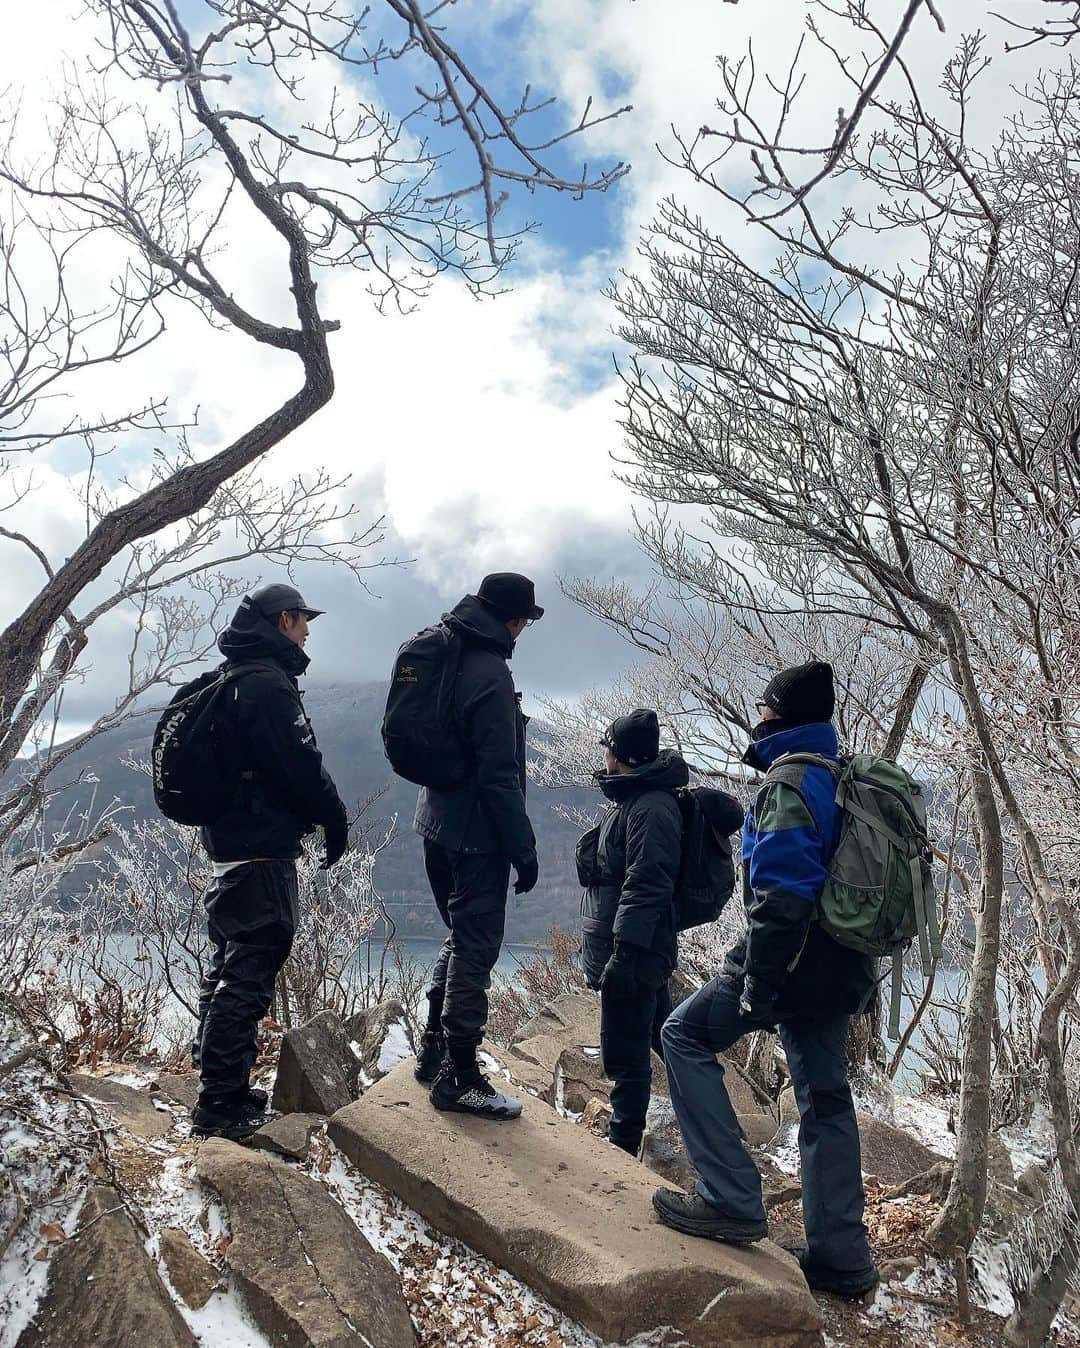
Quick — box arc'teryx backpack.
[152,665,262,826]
[576,784,741,933]
[672,785,743,932]
[762,752,941,1038]
[381,624,468,789]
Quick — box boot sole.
[805,1274,880,1301]
[430,1093,522,1121]
[652,1193,767,1245]
[191,1120,263,1141]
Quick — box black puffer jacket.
[578,750,690,988]
[413,595,535,861]
[200,603,348,862]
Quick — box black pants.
[423,840,510,1060]
[196,860,298,1107]
[600,953,672,1153]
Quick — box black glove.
[600,947,640,999]
[513,849,539,895]
[739,974,778,1024]
[320,812,350,870]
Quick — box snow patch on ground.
[377,1019,414,1075]
[999,1100,1056,1178]
[890,1095,956,1159]
[768,1122,802,1176]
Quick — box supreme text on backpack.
[152,666,260,826]
[672,785,743,932]
[381,624,468,789]
[762,752,941,1037]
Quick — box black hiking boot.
[787,1246,880,1301]
[245,1086,269,1111]
[430,1064,523,1120]
[414,1029,447,1085]
[652,1188,768,1245]
[191,1096,271,1141]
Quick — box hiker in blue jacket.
[653,662,879,1301]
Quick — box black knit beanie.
[601,709,660,767]
[759,661,835,726]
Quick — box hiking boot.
[414,1029,447,1085]
[652,1188,768,1245]
[787,1246,880,1301]
[246,1086,269,1111]
[191,1096,271,1141]
[430,1064,523,1120]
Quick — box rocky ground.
[1,990,1076,1348]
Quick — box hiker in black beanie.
[578,709,689,1156]
[653,661,879,1303]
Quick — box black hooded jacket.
[413,595,535,861]
[199,604,347,862]
[579,749,690,987]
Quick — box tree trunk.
[927,625,1005,1254]
[1005,1236,1078,1348]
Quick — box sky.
[0,0,1064,733]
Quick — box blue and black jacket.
[723,721,875,1016]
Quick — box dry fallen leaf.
[32,1247,50,1261]
[39,1223,66,1242]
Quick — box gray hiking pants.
[661,975,871,1270]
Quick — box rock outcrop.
[329,1062,820,1348]
[17,1185,197,1348]
[196,1137,416,1348]
[344,999,414,1084]
[272,1010,358,1116]
[159,1227,220,1310]
[152,1074,199,1112]
[68,1074,173,1140]
[251,1112,324,1161]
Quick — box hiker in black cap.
[413,573,542,1119]
[652,661,878,1301]
[192,583,350,1140]
[578,709,689,1155]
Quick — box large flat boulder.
[196,1138,415,1348]
[272,1010,358,1116]
[779,1091,946,1188]
[68,1074,173,1139]
[329,1062,820,1348]
[17,1185,197,1348]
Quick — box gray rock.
[68,1074,173,1140]
[196,1138,416,1348]
[159,1226,219,1310]
[667,968,702,1008]
[17,1186,197,1348]
[856,1112,946,1187]
[343,999,414,1084]
[152,1074,199,1111]
[329,1062,820,1348]
[555,1043,668,1114]
[250,1112,324,1161]
[640,1096,697,1190]
[272,1010,357,1116]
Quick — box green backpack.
[762,753,941,1038]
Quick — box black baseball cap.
[249,583,324,621]
[601,709,660,767]
[477,573,544,622]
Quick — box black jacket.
[579,750,690,988]
[200,608,347,862]
[413,595,535,861]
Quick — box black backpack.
[575,784,742,933]
[381,624,469,789]
[672,786,742,932]
[152,666,260,826]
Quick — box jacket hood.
[596,747,690,802]
[444,594,514,658]
[218,602,310,677]
[748,720,839,770]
